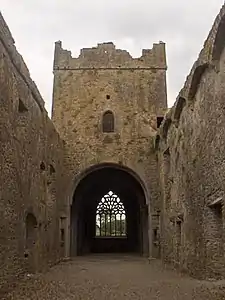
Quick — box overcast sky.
[1,0,224,116]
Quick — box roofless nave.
[1,4,225,299]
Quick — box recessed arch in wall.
[70,163,150,257]
[188,64,209,102]
[71,162,149,205]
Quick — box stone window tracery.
[95,191,126,237]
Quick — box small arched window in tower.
[102,111,114,133]
[96,191,126,237]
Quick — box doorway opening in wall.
[70,164,149,256]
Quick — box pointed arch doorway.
[70,164,150,256]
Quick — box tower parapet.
[53,41,167,70]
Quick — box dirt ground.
[3,255,225,300]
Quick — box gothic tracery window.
[96,191,126,237]
[102,111,114,133]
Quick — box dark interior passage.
[70,165,149,256]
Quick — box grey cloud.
[1,0,224,112]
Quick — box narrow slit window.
[102,111,114,133]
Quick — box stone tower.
[52,41,167,257]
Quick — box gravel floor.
[3,255,225,300]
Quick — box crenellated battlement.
[53,41,167,70]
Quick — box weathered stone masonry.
[52,40,167,196]
[52,41,167,258]
[0,12,167,293]
[2,3,225,296]
[0,12,67,295]
[157,5,225,279]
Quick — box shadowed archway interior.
[70,165,149,256]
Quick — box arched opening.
[188,64,208,101]
[102,111,114,132]
[70,164,149,256]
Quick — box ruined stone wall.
[158,4,225,279]
[52,41,167,219]
[0,12,67,295]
